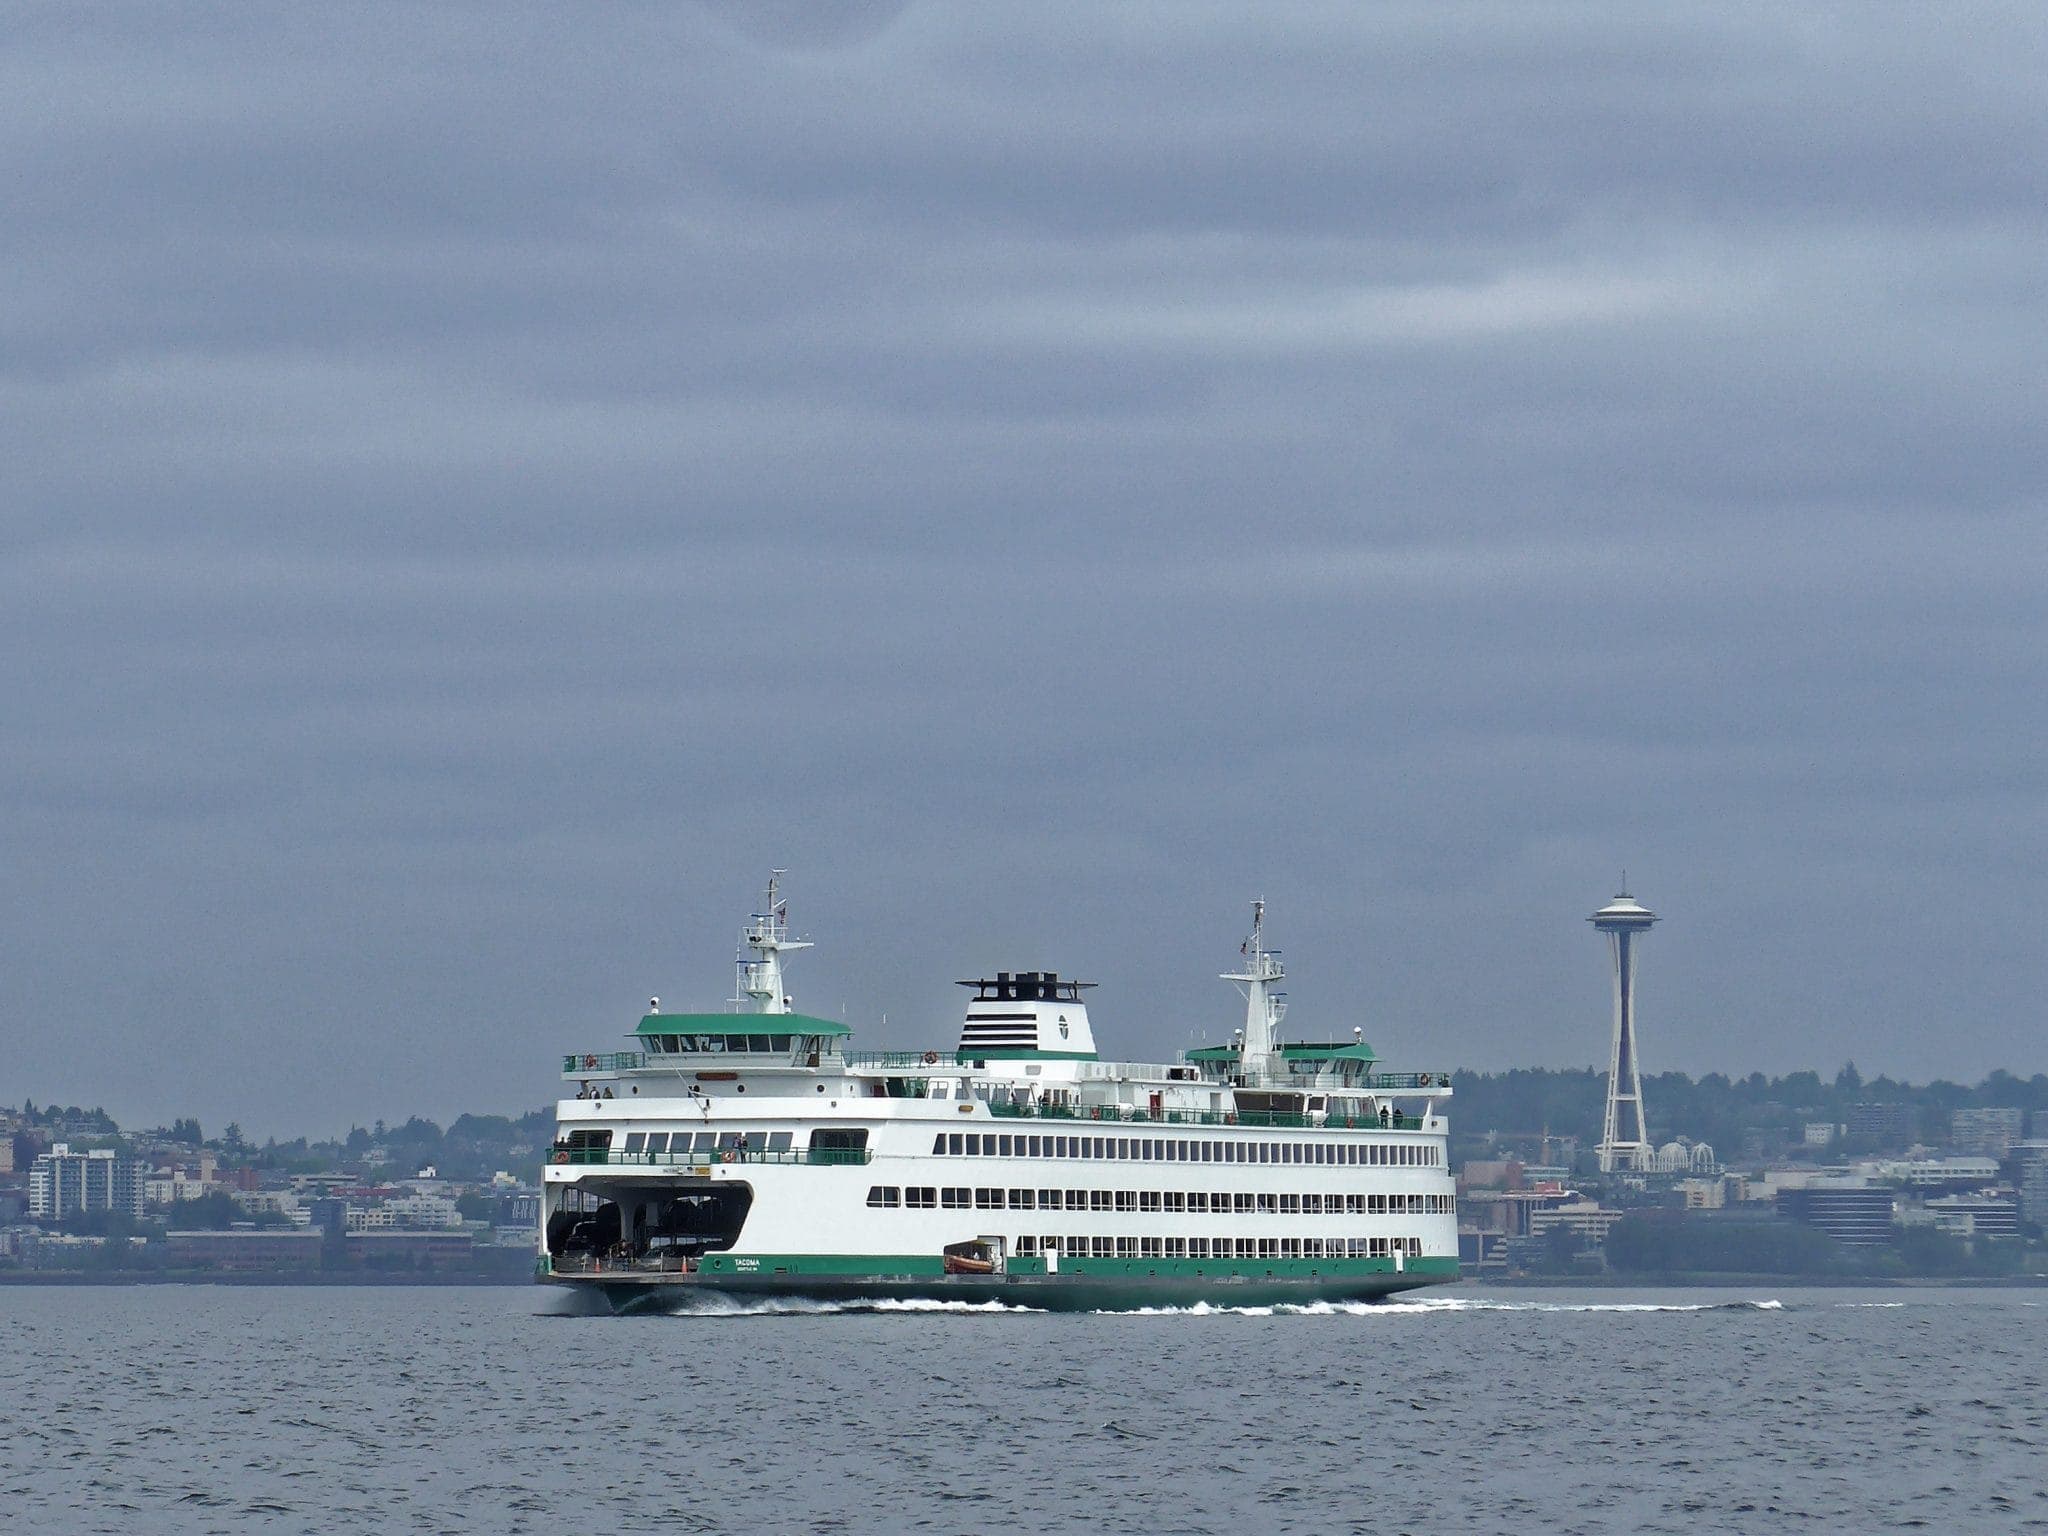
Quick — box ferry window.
[1190,1238,1210,1259]
[1164,1237,1185,1258]
[1065,1190,1086,1210]
[1279,1194,1300,1214]
[965,1134,981,1155]
[867,1186,900,1208]
[1304,1238,1323,1258]
[1091,1237,1113,1258]
[1138,1191,1161,1213]
[1039,1188,1062,1208]
[1009,1189,1035,1210]
[718,1132,746,1151]
[768,1132,792,1152]
[1016,1236,1037,1255]
[1281,1239,1302,1259]
[693,1132,716,1152]
[976,1188,1002,1209]
[644,1133,669,1154]
[1235,1239,1256,1258]
[942,1187,970,1209]
[1115,1191,1137,1213]
[906,1187,936,1209]
[1302,1193,1322,1215]
[948,1134,964,1156]
[1186,1191,1208,1213]
[623,1133,646,1153]
[933,1134,947,1155]
[1138,1141,1151,1162]
[1163,1191,1184,1213]
[1052,1136,1068,1157]
[1232,1193,1254,1214]
[745,1132,770,1152]
[998,1135,1013,1156]
[1027,1136,1042,1157]
[1090,1190,1112,1211]
[1257,1193,1278,1214]
[1117,1237,1139,1258]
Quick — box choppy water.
[3,1284,2043,1534]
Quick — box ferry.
[540,877,1458,1311]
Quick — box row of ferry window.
[619,1131,792,1154]
[866,1186,1455,1215]
[1008,1236,1426,1260]
[932,1131,1439,1167]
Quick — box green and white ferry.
[540,878,1458,1311]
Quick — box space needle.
[1591,885,1658,1173]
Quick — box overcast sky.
[5,4,2045,1140]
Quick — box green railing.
[984,1104,1420,1130]
[563,1052,648,1074]
[548,1147,872,1168]
[844,1050,966,1070]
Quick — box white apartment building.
[28,1145,146,1221]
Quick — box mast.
[733,870,812,1014]
[1221,899,1286,1082]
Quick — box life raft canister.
[922,1051,939,1065]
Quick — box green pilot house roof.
[634,1011,854,1039]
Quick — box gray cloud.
[3,4,2044,1138]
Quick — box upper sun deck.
[559,885,1450,1111]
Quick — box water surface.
[3,1284,2041,1533]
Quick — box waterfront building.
[1776,1180,1894,1246]
[1922,1194,2020,1241]
[1590,889,1657,1173]
[345,1193,461,1231]
[166,1229,324,1272]
[2017,1142,2048,1228]
[1845,1102,1914,1149]
[1949,1107,2027,1158]
[27,1145,145,1221]
[1866,1156,2000,1189]
[1526,1200,1625,1244]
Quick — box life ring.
[720,1150,738,1164]
[922,1051,939,1065]
[1421,1073,1433,1086]
[582,1055,598,1069]
[551,1151,568,1164]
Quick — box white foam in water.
[641,1293,1789,1319]
[655,1295,1047,1317]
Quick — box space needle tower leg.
[1591,887,1658,1173]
